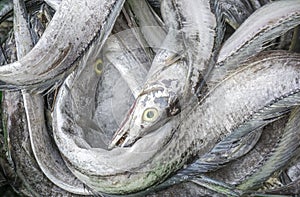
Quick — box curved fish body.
[0,0,125,91]
[109,0,216,148]
[237,106,300,190]
[206,115,288,185]
[213,0,300,81]
[2,92,75,196]
[126,0,166,53]
[147,51,300,194]
[53,51,300,195]
[1,30,72,195]
[259,158,300,195]
[215,0,254,30]
[12,0,93,195]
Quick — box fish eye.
[142,108,159,122]
[94,59,103,75]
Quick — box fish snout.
[108,127,141,149]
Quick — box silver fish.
[53,50,300,195]
[214,0,300,81]
[1,28,71,195]
[237,106,300,190]
[108,0,216,148]
[13,0,93,195]
[44,0,61,10]
[146,51,300,194]
[0,0,125,91]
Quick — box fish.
[125,0,166,53]
[44,0,61,10]
[237,106,300,190]
[212,0,300,82]
[108,0,216,148]
[0,0,125,92]
[1,28,71,195]
[53,50,300,195]
[146,51,300,195]
[12,0,94,195]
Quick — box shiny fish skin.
[145,51,300,193]
[104,10,153,98]
[126,0,166,53]
[109,0,216,148]
[237,106,300,190]
[13,0,93,195]
[44,0,61,10]
[206,115,289,186]
[0,0,125,91]
[1,32,70,195]
[215,0,300,76]
[2,92,73,196]
[53,50,300,195]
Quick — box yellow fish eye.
[94,59,103,75]
[142,108,159,122]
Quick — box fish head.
[108,88,181,149]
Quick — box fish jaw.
[108,127,133,149]
[108,92,171,149]
[108,113,142,149]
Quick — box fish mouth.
[108,127,143,149]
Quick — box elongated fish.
[237,106,300,190]
[108,0,216,148]
[1,30,72,196]
[0,0,125,91]
[213,0,300,82]
[144,52,299,194]
[53,50,300,195]
[13,0,93,195]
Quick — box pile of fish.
[0,0,300,196]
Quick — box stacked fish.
[0,0,300,196]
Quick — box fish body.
[109,0,216,148]
[53,50,300,195]
[0,0,125,91]
[214,0,300,78]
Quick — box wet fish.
[44,0,61,10]
[108,0,216,148]
[214,0,300,81]
[53,50,300,195]
[0,0,125,91]
[126,0,166,52]
[1,30,71,195]
[13,0,93,195]
[145,51,300,195]
[237,106,300,190]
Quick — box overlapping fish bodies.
[149,51,300,191]
[213,0,300,80]
[12,1,93,195]
[109,0,216,148]
[0,0,125,92]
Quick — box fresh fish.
[214,0,300,81]
[237,106,300,190]
[53,50,300,195]
[215,0,254,29]
[259,159,300,195]
[108,0,216,148]
[206,115,287,185]
[13,0,93,195]
[0,0,125,91]
[126,0,166,52]
[1,28,72,194]
[144,51,300,193]
[2,91,74,196]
